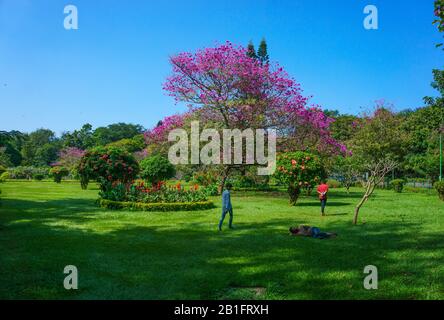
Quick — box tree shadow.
[295,201,351,207]
[0,197,443,300]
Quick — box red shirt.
[317,184,329,199]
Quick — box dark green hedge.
[98,199,215,211]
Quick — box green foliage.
[192,169,220,186]
[327,179,342,188]
[390,179,405,193]
[61,124,94,149]
[92,123,144,146]
[203,183,219,196]
[21,129,60,166]
[140,155,176,184]
[231,168,270,189]
[78,146,139,190]
[246,41,258,59]
[327,112,361,142]
[434,180,444,200]
[274,151,326,205]
[350,108,407,163]
[98,181,208,204]
[98,198,215,212]
[0,172,10,182]
[105,135,146,153]
[49,166,69,183]
[7,166,48,180]
[257,38,269,64]
[33,173,45,181]
[0,165,6,175]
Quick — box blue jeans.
[311,227,330,239]
[320,198,327,214]
[218,208,233,230]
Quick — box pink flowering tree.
[157,42,345,190]
[53,147,85,176]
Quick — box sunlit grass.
[0,181,443,299]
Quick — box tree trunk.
[288,185,301,206]
[353,203,362,225]
[353,182,374,225]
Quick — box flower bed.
[98,199,215,211]
[97,180,214,211]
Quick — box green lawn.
[0,181,443,299]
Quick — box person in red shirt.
[317,181,329,216]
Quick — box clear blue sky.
[0,0,443,135]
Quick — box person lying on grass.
[289,225,337,239]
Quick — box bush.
[98,198,215,212]
[231,170,270,189]
[0,165,6,175]
[99,180,208,204]
[327,179,342,188]
[390,179,405,193]
[33,173,45,181]
[273,152,326,206]
[7,166,49,180]
[0,171,9,182]
[192,169,220,187]
[78,146,139,190]
[49,166,69,183]
[404,186,436,195]
[434,181,444,201]
[203,183,219,196]
[139,155,175,184]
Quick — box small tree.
[390,179,405,193]
[140,155,176,184]
[350,105,406,225]
[274,151,325,206]
[353,159,397,224]
[333,156,362,193]
[78,146,139,190]
[49,166,69,183]
[434,180,444,200]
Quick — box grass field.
[0,181,443,299]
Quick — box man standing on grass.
[317,180,329,216]
[218,182,234,231]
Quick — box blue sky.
[0,0,443,135]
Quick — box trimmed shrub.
[99,180,208,204]
[49,166,69,183]
[327,179,342,189]
[33,173,45,181]
[390,179,405,193]
[98,199,215,211]
[140,155,175,184]
[434,181,444,201]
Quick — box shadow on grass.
[0,197,443,300]
[295,201,351,207]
